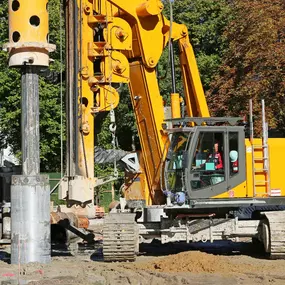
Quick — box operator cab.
[165,118,246,203]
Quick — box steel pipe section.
[11,175,50,264]
[4,0,56,265]
[21,66,40,176]
[4,0,55,67]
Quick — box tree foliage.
[159,0,232,99]
[208,0,285,134]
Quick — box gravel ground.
[0,240,285,285]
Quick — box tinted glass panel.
[229,132,239,177]
[191,132,225,190]
[166,132,190,192]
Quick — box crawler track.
[263,211,285,259]
[103,213,137,262]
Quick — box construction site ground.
[1,239,285,285]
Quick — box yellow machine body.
[66,0,285,209]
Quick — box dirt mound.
[137,251,267,274]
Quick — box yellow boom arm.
[68,0,209,206]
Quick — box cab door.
[185,126,245,199]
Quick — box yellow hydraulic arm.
[177,27,210,118]
[68,0,210,206]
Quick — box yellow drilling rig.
[4,0,285,263]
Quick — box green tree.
[158,0,233,101]
[208,0,285,134]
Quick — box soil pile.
[138,251,267,274]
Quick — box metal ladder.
[249,99,271,197]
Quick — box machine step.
[253,157,268,161]
[254,168,268,173]
[255,180,269,184]
[253,145,268,149]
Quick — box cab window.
[229,132,239,177]
[191,132,225,190]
